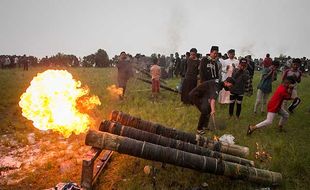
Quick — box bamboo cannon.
[110,110,249,158]
[99,120,254,166]
[85,130,282,186]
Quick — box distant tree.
[151,53,157,59]
[94,49,109,67]
[82,54,96,67]
[39,53,79,67]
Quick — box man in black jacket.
[229,58,250,118]
[189,77,235,135]
[181,48,200,104]
[199,46,222,82]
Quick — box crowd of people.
[115,48,305,136]
[1,50,307,136]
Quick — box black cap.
[210,46,219,52]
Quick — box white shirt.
[222,58,238,80]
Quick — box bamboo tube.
[110,110,249,158]
[85,130,282,186]
[100,120,254,166]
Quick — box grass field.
[0,67,309,190]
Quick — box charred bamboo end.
[221,142,250,158]
[110,110,121,121]
[85,130,121,151]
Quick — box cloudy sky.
[0,0,309,58]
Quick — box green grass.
[0,67,309,190]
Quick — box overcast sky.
[0,0,309,58]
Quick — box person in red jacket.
[263,53,272,68]
[247,76,296,135]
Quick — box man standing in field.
[116,51,133,100]
[263,53,272,68]
[229,58,249,119]
[218,49,238,104]
[254,60,279,114]
[199,46,221,83]
[150,58,161,101]
[181,48,199,104]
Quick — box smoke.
[239,42,255,57]
[165,5,186,55]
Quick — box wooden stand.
[81,147,113,190]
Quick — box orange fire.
[213,135,219,141]
[106,85,123,97]
[19,70,101,138]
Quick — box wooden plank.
[81,147,113,190]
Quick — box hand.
[210,110,216,116]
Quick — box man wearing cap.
[218,49,238,104]
[229,58,250,119]
[189,77,235,135]
[181,48,199,104]
[199,46,221,83]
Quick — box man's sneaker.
[197,129,205,135]
[247,125,255,135]
[288,108,294,114]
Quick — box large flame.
[19,70,101,138]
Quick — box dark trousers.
[193,96,211,130]
[229,93,243,117]
[181,77,197,104]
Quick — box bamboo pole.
[110,110,249,158]
[85,130,282,186]
[99,120,254,166]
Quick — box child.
[254,60,279,114]
[247,76,296,134]
[150,58,161,101]
[229,58,249,119]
